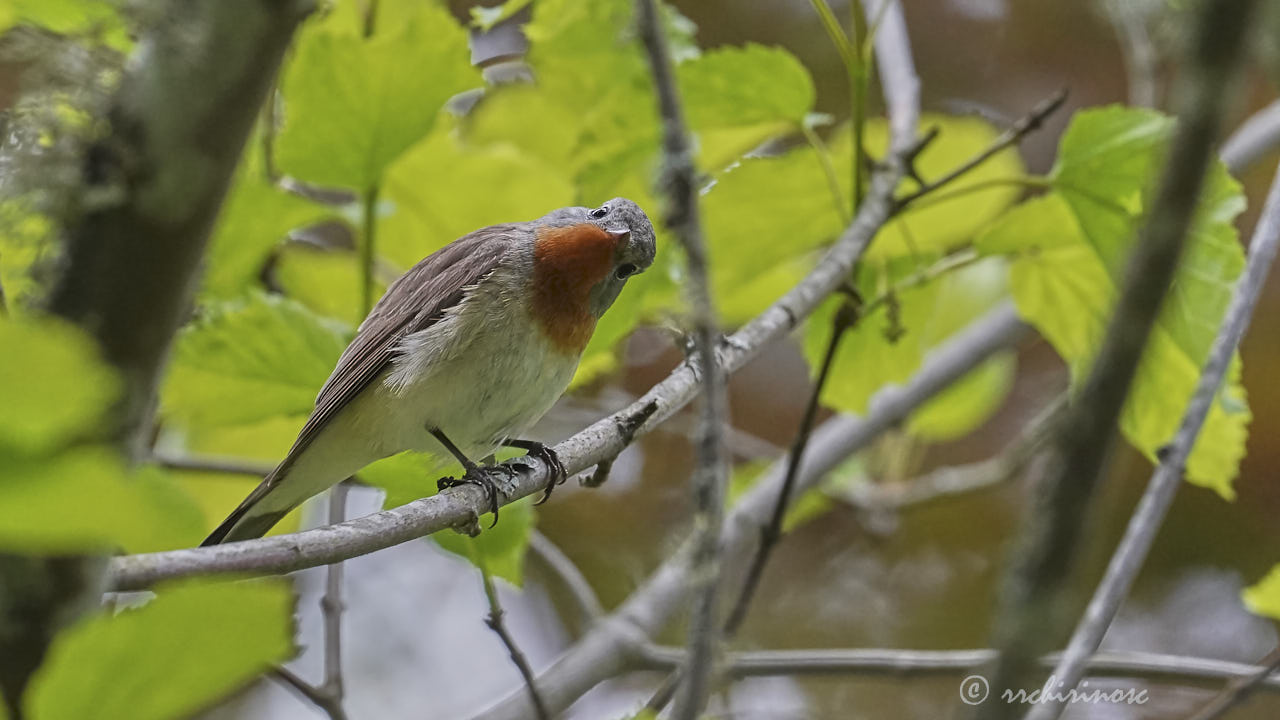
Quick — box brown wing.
[291,224,521,469]
[200,225,521,545]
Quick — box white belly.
[266,267,581,513]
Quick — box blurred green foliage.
[0,0,1261,716]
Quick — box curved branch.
[107,146,906,593]
[1221,100,1280,175]
[469,305,1029,720]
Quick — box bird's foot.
[519,442,567,505]
[438,464,517,528]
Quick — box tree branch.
[894,88,1067,211]
[1220,100,1280,175]
[529,531,604,628]
[477,552,550,720]
[635,1,731,716]
[468,305,1029,720]
[107,103,910,596]
[977,3,1257,716]
[1183,647,1280,720]
[1026,154,1280,720]
[630,646,1280,692]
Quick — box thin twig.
[529,531,604,627]
[359,185,379,316]
[1103,0,1159,108]
[321,484,348,709]
[723,296,859,636]
[635,0,730,717]
[836,394,1064,513]
[271,484,351,720]
[1026,155,1280,720]
[151,452,274,477]
[979,3,1257,718]
[272,667,348,720]
[630,645,1280,691]
[476,551,550,720]
[1183,646,1280,720]
[894,89,1068,211]
[469,307,1029,720]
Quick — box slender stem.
[902,175,1050,213]
[528,531,604,628]
[723,296,858,636]
[273,667,348,720]
[152,452,274,477]
[980,3,1256,717]
[475,550,550,720]
[807,0,853,68]
[1220,99,1280,175]
[321,484,348,704]
[1183,647,1280,720]
[635,1,730,717]
[359,185,379,316]
[1026,156,1280,720]
[802,122,852,225]
[894,89,1067,211]
[850,0,867,211]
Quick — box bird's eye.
[615,263,638,280]
[590,205,609,219]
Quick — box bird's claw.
[521,442,567,505]
[438,465,514,528]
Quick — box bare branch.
[468,306,1029,720]
[477,555,550,720]
[978,3,1257,716]
[634,1,731,716]
[271,484,351,720]
[152,453,274,477]
[529,532,604,627]
[1183,647,1280,720]
[1221,100,1280,175]
[894,88,1067,211]
[1026,155,1280,720]
[865,0,920,155]
[630,645,1280,692]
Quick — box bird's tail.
[200,466,294,546]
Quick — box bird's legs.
[502,439,567,504]
[431,428,513,526]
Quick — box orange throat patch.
[531,223,619,355]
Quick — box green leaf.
[806,257,1009,422]
[276,1,479,189]
[26,578,295,720]
[977,193,1249,497]
[436,497,535,587]
[163,294,349,428]
[362,450,447,510]
[1243,565,1280,621]
[0,317,118,454]
[275,244,383,327]
[681,44,813,128]
[202,146,333,300]
[380,125,576,270]
[909,353,1017,441]
[0,450,205,553]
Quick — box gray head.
[535,197,657,318]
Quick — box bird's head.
[533,197,656,319]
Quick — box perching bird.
[202,198,656,545]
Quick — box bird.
[201,198,656,545]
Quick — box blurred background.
[4,0,1279,718]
